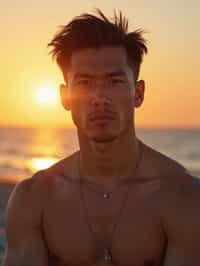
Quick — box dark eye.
[111,79,124,84]
[77,79,90,85]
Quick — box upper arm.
[2,175,49,266]
[162,175,200,266]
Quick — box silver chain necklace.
[79,140,143,264]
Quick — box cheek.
[70,93,89,124]
[117,93,134,123]
[71,92,88,110]
[117,91,134,110]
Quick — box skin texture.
[3,46,200,266]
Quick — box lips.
[89,113,115,122]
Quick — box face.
[60,46,145,143]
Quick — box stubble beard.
[92,134,118,143]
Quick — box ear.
[134,80,145,108]
[59,83,71,111]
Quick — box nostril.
[91,97,111,106]
[91,98,100,106]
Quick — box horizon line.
[0,125,200,130]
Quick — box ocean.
[0,127,199,180]
[0,127,199,262]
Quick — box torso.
[37,141,192,266]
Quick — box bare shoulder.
[8,151,80,205]
[5,169,50,227]
[141,141,200,224]
[142,141,200,210]
[4,170,49,251]
[4,172,50,265]
[154,172,200,264]
[153,169,200,244]
[141,133,200,263]
[158,172,200,207]
[141,141,187,178]
[42,150,80,182]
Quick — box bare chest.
[43,180,166,266]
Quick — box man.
[3,9,200,266]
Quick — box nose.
[91,95,111,107]
[90,82,111,107]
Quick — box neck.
[78,128,142,186]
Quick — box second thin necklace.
[79,140,143,264]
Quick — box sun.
[37,86,57,105]
[28,157,58,172]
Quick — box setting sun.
[37,86,58,105]
[28,157,58,172]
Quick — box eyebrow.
[74,71,127,80]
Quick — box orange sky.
[1,1,200,129]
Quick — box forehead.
[68,46,133,78]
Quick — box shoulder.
[141,141,200,228]
[5,160,72,232]
[140,141,187,179]
[9,150,80,203]
[6,168,51,210]
[5,170,50,234]
[158,172,200,204]
[156,172,200,242]
[43,150,80,180]
[17,151,81,197]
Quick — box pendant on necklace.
[103,192,109,199]
[103,248,112,262]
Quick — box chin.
[89,130,119,143]
[92,135,117,143]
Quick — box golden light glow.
[28,157,58,172]
[1,5,200,129]
[36,86,57,105]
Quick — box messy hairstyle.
[48,9,148,82]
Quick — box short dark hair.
[48,9,148,82]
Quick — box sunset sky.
[1,0,200,129]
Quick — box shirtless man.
[3,9,200,266]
